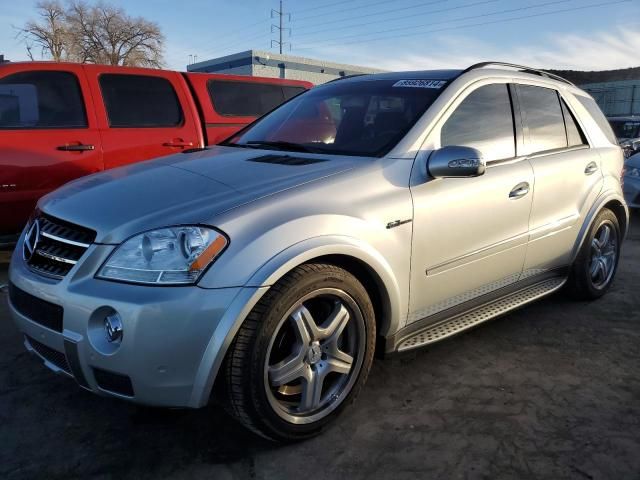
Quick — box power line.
[297,0,573,42]
[289,0,358,15]
[293,0,444,23]
[295,0,500,39]
[295,0,632,50]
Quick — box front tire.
[566,208,621,300]
[222,263,376,442]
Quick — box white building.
[187,49,384,85]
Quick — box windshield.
[224,79,447,157]
[610,120,640,140]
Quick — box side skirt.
[387,270,568,354]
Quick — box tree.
[18,1,165,68]
[18,1,69,62]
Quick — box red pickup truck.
[0,62,311,245]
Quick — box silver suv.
[8,62,628,441]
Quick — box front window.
[224,79,446,157]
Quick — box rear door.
[85,66,202,169]
[185,73,308,144]
[0,64,102,237]
[515,83,602,273]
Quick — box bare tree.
[18,0,165,68]
[18,1,70,61]
[66,2,165,68]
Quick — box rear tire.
[566,208,621,300]
[222,263,376,442]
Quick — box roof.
[330,69,462,84]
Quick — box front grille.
[26,335,71,374]
[93,368,134,397]
[24,214,96,279]
[9,282,64,332]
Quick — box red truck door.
[84,65,203,169]
[0,63,102,238]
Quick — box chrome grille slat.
[24,214,96,280]
[35,249,78,265]
[40,231,90,248]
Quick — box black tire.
[222,263,376,442]
[566,208,621,300]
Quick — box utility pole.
[271,0,291,54]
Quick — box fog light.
[104,313,123,343]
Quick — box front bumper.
[7,238,262,408]
[623,174,640,209]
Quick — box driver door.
[408,81,534,324]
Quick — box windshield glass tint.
[610,120,640,139]
[225,79,445,157]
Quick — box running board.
[397,277,567,352]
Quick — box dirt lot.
[1,216,639,480]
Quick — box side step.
[397,277,567,352]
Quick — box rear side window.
[561,99,587,147]
[576,95,618,144]
[441,83,515,161]
[517,85,566,154]
[208,80,305,117]
[99,74,183,128]
[0,70,87,129]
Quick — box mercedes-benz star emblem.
[23,219,40,262]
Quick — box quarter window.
[99,74,183,128]
[441,83,515,161]
[208,80,305,117]
[561,99,587,147]
[0,71,87,129]
[518,85,567,154]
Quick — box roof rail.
[462,62,574,86]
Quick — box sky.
[1,0,639,72]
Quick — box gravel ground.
[0,215,638,480]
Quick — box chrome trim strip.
[40,230,90,248]
[35,249,78,265]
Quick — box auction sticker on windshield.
[393,79,447,88]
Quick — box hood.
[40,146,361,243]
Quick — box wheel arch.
[190,236,404,408]
[571,191,629,263]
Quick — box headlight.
[627,167,640,178]
[97,226,228,285]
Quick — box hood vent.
[247,155,328,166]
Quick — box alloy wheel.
[264,288,366,424]
[589,220,618,290]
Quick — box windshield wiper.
[244,140,320,153]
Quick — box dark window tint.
[99,74,183,127]
[609,120,640,140]
[441,83,515,161]
[208,80,304,117]
[227,79,443,157]
[561,99,587,147]
[518,85,566,154]
[0,71,87,129]
[576,96,617,144]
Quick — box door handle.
[584,161,599,175]
[509,182,530,199]
[163,140,194,148]
[57,144,95,152]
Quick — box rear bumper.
[7,240,259,408]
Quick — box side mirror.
[428,146,486,178]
